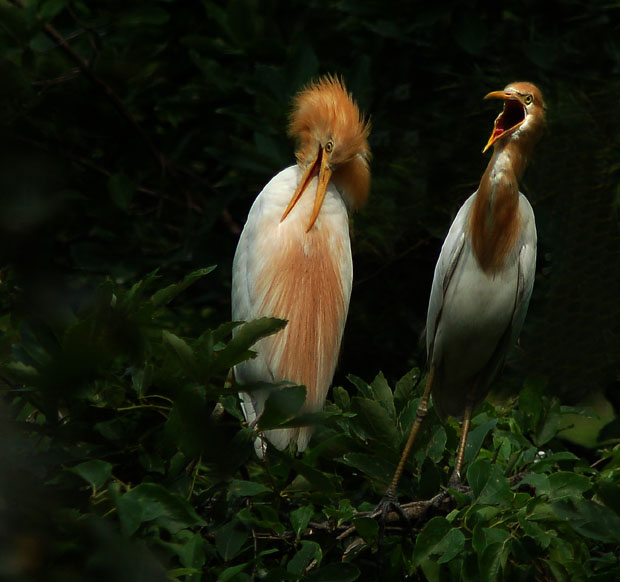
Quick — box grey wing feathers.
[426,195,474,358]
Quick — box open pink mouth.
[494,98,526,139]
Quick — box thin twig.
[6,0,164,170]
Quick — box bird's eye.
[524,94,533,105]
[325,140,334,153]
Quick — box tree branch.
[6,0,164,170]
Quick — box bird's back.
[232,166,353,451]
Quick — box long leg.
[375,366,435,526]
[384,366,436,499]
[447,398,474,488]
[374,367,436,554]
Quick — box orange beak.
[280,146,333,232]
[482,90,527,153]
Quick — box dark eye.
[325,140,334,153]
[524,94,533,105]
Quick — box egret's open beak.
[482,91,527,153]
[280,146,333,232]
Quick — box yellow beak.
[280,146,333,232]
[482,90,527,153]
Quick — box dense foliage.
[1,1,619,580]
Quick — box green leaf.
[162,331,196,373]
[108,173,134,212]
[237,505,286,535]
[413,517,464,566]
[287,540,322,576]
[394,367,420,408]
[478,464,512,505]
[291,505,314,538]
[551,498,620,543]
[258,385,306,430]
[371,371,395,417]
[424,425,447,463]
[352,517,379,543]
[216,317,287,370]
[321,499,356,525]
[535,399,562,446]
[467,458,491,499]
[548,472,591,499]
[332,385,351,410]
[479,542,505,581]
[518,513,552,549]
[350,397,399,447]
[347,374,373,399]
[176,532,206,572]
[38,0,66,20]
[519,473,550,496]
[215,520,248,562]
[151,267,216,308]
[117,483,205,537]
[291,458,336,493]
[340,452,394,484]
[517,379,544,432]
[217,564,248,582]
[464,419,497,464]
[68,459,113,493]
[228,479,271,497]
[597,479,620,517]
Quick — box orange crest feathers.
[288,75,371,168]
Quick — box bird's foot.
[374,490,411,528]
[432,470,468,508]
[373,490,413,570]
[446,469,470,494]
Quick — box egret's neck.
[470,141,526,273]
[332,155,370,211]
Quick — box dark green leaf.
[216,317,287,370]
[464,419,497,464]
[163,331,196,373]
[291,505,314,538]
[371,371,395,417]
[350,397,399,447]
[228,479,271,497]
[215,520,249,562]
[347,374,373,399]
[548,472,591,499]
[352,517,379,543]
[68,459,113,492]
[287,540,322,576]
[151,267,216,308]
[117,483,205,537]
[340,452,394,484]
[479,542,504,581]
[413,517,464,566]
[258,385,306,430]
[393,367,420,408]
[467,458,491,499]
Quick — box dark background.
[1,1,619,579]
[2,0,618,401]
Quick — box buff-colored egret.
[232,76,371,457]
[383,82,544,511]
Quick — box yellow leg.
[385,367,435,497]
[447,400,474,487]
